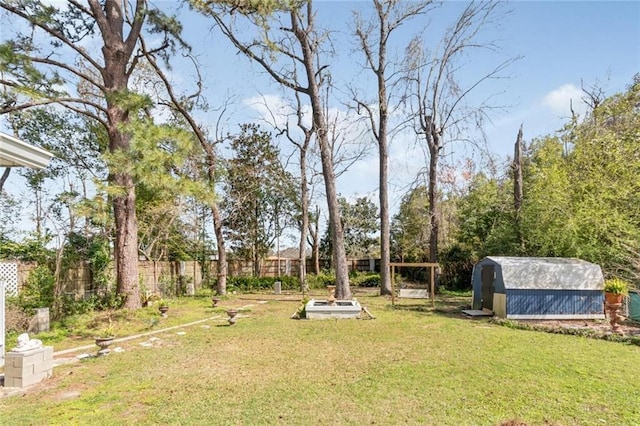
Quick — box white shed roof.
[485,256,604,290]
[0,131,53,169]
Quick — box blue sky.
[2,0,639,237]
[179,0,639,208]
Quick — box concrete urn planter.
[159,305,169,317]
[95,337,115,356]
[227,309,238,325]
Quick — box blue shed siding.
[506,289,603,316]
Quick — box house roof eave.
[0,131,53,169]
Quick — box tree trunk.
[99,0,142,309]
[211,203,227,295]
[379,144,391,294]
[298,149,309,292]
[52,241,66,319]
[111,168,140,308]
[292,8,350,299]
[105,89,140,308]
[308,205,321,275]
[315,120,350,298]
[0,168,10,193]
[428,133,440,264]
[104,101,140,308]
[378,67,391,296]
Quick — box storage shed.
[471,257,605,319]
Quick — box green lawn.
[1,291,638,425]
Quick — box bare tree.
[308,204,321,274]
[406,1,515,264]
[283,91,314,291]
[243,90,318,291]
[194,1,353,298]
[139,44,231,295]
[581,79,606,112]
[353,0,434,295]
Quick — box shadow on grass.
[390,293,474,320]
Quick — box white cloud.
[542,84,587,118]
[243,94,302,129]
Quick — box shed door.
[481,265,494,310]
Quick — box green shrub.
[439,244,475,291]
[58,290,124,316]
[305,273,335,289]
[226,276,300,293]
[19,265,55,311]
[349,271,380,287]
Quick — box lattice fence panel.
[0,262,19,296]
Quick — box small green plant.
[294,296,309,319]
[604,278,629,295]
[158,298,168,308]
[158,274,175,297]
[140,288,160,306]
[305,273,335,289]
[97,316,115,338]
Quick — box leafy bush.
[305,273,335,289]
[200,275,218,290]
[349,271,380,287]
[19,265,55,311]
[226,276,300,293]
[439,244,475,291]
[158,274,176,297]
[58,290,124,317]
[59,294,94,316]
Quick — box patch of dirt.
[520,318,640,338]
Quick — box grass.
[1,290,639,425]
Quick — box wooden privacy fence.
[3,257,383,298]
